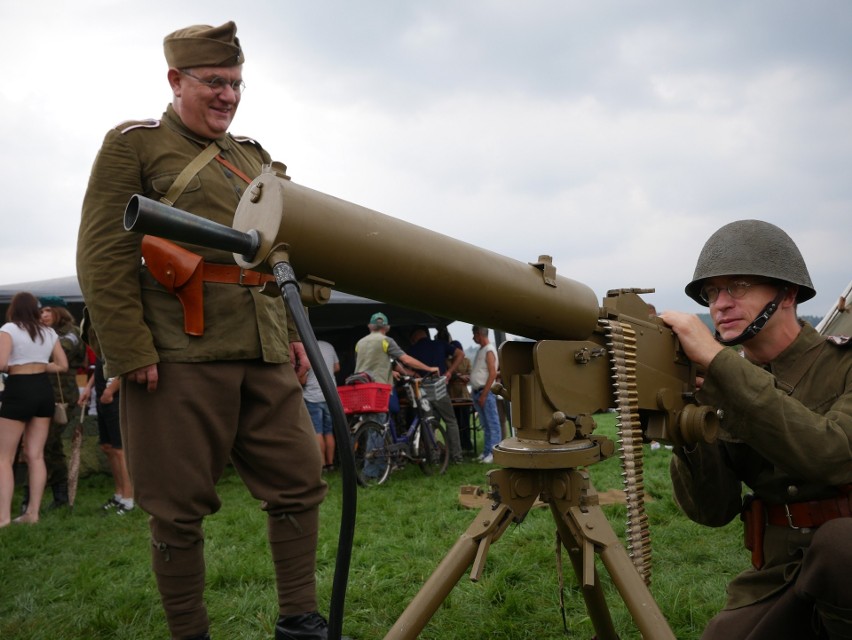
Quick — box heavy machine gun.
[125,162,719,640]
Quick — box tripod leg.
[552,504,619,640]
[384,502,514,640]
[554,502,675,640]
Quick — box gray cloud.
[1,0,850,330]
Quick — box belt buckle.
[784,504,800,530]
[238,268,253,287]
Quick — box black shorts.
[97,399,122,449]
[0,373,55,421]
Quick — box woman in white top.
[0,292,68,526]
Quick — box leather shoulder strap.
[214,155,252,185]
[160,143,221,206]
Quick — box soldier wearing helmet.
[661,220,852,639]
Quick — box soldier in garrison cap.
[661,221,852,639]
[78,21,337,640]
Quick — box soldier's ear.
[783,285,799,309]
[167,68,183,96]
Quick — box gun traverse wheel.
[416,420,449,476]
[352,420,392,487]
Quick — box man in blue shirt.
[407,327,464,464]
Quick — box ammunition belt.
[602,318,651,584]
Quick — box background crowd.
[0,294,133,526]
[1,293,508,526]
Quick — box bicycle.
[350,373,449,486]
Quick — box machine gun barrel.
[125,169,601,342]
[231,167,601,341]
[125,195,260,260]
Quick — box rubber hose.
[274,261,355,640]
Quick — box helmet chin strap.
[715,286,788,347]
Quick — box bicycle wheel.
[351,420,392,487]
[416,419,449,476]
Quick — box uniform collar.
[163,104,233,151]
[764,322,822,378]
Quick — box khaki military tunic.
[77,100,327,517]
[78,105,290,377]
[671,323,852,608]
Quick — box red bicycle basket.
[337,383,391,414]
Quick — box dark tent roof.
[0,275,448,330]
[0,276,451,381]
[0,276,83,304]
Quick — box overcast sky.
[2,1,850,346]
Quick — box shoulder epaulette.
[231,134,261,146]
[229,134,275,168]
[826,335,851,347]
[117,119,161,134]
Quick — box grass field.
[0,413,745,639]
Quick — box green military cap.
[39,295,68,309]
[163,21,244,68]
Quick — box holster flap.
[141,235,203,291]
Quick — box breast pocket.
[150,173,203,202]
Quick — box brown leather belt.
[742,486,851,570]
[202,262,275,287]
[765,490,852,530]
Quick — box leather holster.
[141,235,205,336]
[741,494,766,570]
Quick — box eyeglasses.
[699,280,769,304]
[180,70,246,94]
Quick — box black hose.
[272,260,355,640]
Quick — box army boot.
[269,508,353,639]
[48,482,70,510]
[269,508,320,615]
[151,537,209,640]
[274,612,342,640]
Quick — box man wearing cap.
[354,313,438,387]
[406,327,464,464]
[660,220,852,639]
[78,22,333,640]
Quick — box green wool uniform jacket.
[78,105,292,377]
[670,323,852,608]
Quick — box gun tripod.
[384,441,675,640]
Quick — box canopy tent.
[0,276,453,380]
[0,276,83,309]
[816,279,852,337]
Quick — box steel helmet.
[685,219,816,306]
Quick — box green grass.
[0,414,744,639]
